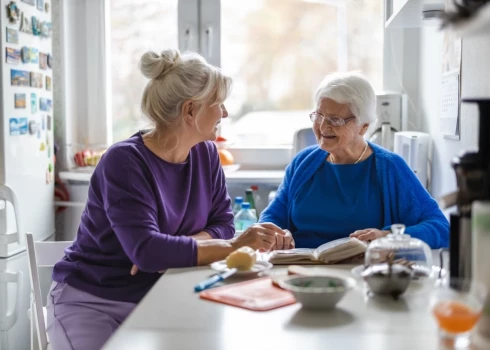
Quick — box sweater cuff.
[203,226,234,240]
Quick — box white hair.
[139,49,232,130]
[314,72,377,124]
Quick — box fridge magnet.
[28,120,38,135]
[10,69,29,86]
[28,47,39,63]
[36,0,43,11]
[6,47,20,64]
[45,2,49,12]
[47,114,51,130]
[19,12,32,34]
[41,115,45,130]
[30,72,43,88]
[21,0,35,5]
[45,76,51,90]
[6,27,18,44]
[39,142,45,151]
[31,93,37,113]
[6,2,20,24]
[14,93,26,108]
[20,46,29,63]
[37,129,41,139]
[32,16,41,36]
[9,117,28,135]
[39,97,50,111]
[47,53,52,68]
[39,52,47,69]
[40,21,51,38]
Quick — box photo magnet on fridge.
[21,0,35,6]
[14,93,26,108]
[11,69,29,86]
[6,27,18,44]
[28,120,38,135]
[9,117,28,135]
[39,97,50,111]
[30,72,43,88]
[6,47,20,64]
[6,2,20,24]
[39,52,47,69]
[31,93,37,113]
[47,114,51,130]
[37,0,44,11]
[45,76,51,91]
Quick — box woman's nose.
[221,104,228,118]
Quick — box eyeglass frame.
[309,111,357,127]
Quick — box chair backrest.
[292,127,316,157]
[25,232,71,350]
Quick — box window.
[107,0,383,146]
[220,0,384,146]
[109,0,178,142]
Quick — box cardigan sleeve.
[382,155,449,249]
[259,162,293,229]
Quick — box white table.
[103,261,490,350]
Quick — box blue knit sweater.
[260,142,449,249]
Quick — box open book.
[268,237,368,265]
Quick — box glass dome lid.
[364,224,433,277]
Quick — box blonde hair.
[314,72,377,124]
[139,49,232,140]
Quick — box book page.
[315,237,367,263]
[268,248,315,264]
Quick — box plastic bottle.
[245,189,256,217]
[232,196,243,215]
[234,202,257,231]
[250,185,263,215]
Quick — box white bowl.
[278,275,356,310]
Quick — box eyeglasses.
[309,112,357,127]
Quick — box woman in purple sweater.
[46,49,288,350]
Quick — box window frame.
[61,0,394,169]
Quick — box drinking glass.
[431,278,488,349]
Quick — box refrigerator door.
[0,251,30,350]
[0,0,55,255]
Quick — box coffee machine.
[447,98,490,280]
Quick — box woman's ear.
[359,123,369,136]
[182,100,195,125]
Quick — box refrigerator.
[0,0,55,349]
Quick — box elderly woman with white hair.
[260,72,449,250]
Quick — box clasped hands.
[130,222,293,276]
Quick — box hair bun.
[139,49,181,80]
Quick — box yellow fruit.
[218,149,234,166]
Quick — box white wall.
[417,27,487,202]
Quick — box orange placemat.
[199,277,297,311]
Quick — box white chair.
[25,232,71,350]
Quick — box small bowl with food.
[278,275,356,310]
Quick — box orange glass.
[433,301,482,333]
[430,279,487,349]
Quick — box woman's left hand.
[350,228,390,242]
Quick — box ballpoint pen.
[194,268,238,292]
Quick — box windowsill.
[58,168,285,184]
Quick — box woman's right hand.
[232,223,285,252]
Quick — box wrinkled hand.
[233,222,285,252]
[272,229,295,250]
[350,228,390,242]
